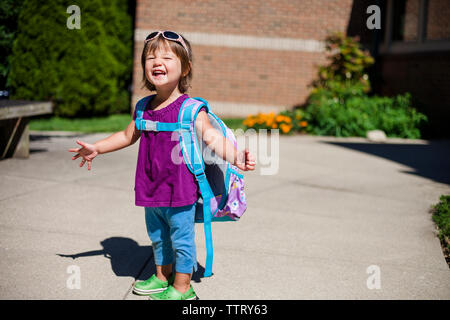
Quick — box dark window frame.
[381,0,450,53]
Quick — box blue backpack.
[134,95,247,277]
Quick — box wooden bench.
[0,100,53,159]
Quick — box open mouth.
[152,70,166,78]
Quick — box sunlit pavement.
[0,131,449,299]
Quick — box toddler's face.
[145,46,183,90]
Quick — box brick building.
[132,0,450,138]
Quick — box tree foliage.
[8,0,133,117]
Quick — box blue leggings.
[145,202,198,274]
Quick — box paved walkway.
[0,131,449,299]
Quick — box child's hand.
[68,140,99,171]
[235,149,256,171]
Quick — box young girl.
[68,30,256,300]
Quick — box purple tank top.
[133,93,204,207]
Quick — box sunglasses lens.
[163,31,179,40]
[146,32,159,41]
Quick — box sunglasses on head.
[145,30,189,58]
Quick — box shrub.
[302,92,428,139]
[312,32,374,94]
[8,0,133,117]
[431,195,450,251]
[0,0,25,91]
[308,79,367,105]
[302,32,428,139]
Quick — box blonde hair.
[141,33,193,93]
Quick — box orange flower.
[266,113,275,124]
[284,116,292,123]
[244,116,257,127]
[300,121,308,127]
[243,117,253,126]
[275,115,284,123]
[256,113,266,125]
[271,123,277,129]
[280,123,292,133]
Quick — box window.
[392,0,419,42]
[382,0,450,53]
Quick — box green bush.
[431,195,450,250]
[302,32,428,139]
[309,79,367,105]
[8,0,133,117]
[302,92,428,139]
[312,32,374,94]
[0,0,25,90]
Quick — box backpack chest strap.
[134,95,192,132]
[135,119,190,132]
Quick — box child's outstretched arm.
[68,119,141,170]
[195,110,256,171]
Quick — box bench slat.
[0,101,53,120]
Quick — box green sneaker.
[133,274,175,295]
[149,285,198,300]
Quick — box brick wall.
[427,0,450,40]
[132,1,449,138]
[132,0,354,117]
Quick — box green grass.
[29,114,132,133]
[29,114,246,133]
[221,118,246,130]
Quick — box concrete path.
[0,131,449,299]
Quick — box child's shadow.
[56,237,205,282]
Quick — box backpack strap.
[178,97,215,277]
[134,95,187,132]
[178,97,210,174]
[134,96,150,122]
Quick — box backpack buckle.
[141,119,157,131]
[195,172,206,182]
[181,123,191,131]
